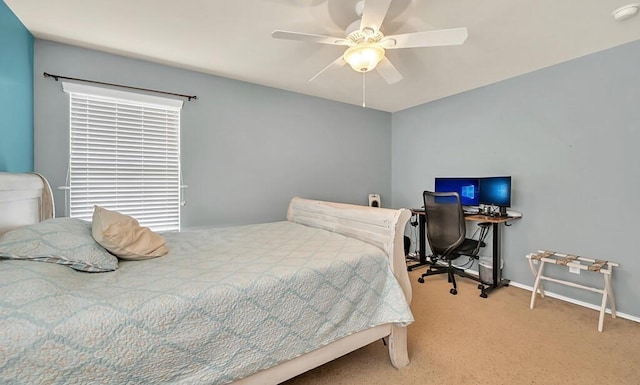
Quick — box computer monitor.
[434,177,480,206]
[479,176,512,207]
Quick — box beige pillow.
[92,206,169,260]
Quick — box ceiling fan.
[272,0,468,84]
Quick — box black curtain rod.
[43,72,198,101]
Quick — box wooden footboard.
[234,198,412,384]
[288,198,413,366]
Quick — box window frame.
[63,82,183,232]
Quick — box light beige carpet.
[283,270,640,385]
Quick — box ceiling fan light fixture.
[343,43,385,72]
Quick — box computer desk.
[408,209,521,297]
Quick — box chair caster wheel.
[478,284,483,289]
[480,292,487,298]
[418,277,425,283]
[450,288,457,295]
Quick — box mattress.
[1,220,414,384]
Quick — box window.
[63,82,182,231]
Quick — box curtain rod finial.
[43,72,59,81]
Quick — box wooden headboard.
[0,172,54,236]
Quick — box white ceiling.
[5,0,640,112]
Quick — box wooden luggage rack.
[526,250,618,332]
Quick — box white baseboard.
[429,264,640,324]
[508,281,640,324]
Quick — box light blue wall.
[34,40,392,227]
[392,40,640,319]
[0,0,33,172]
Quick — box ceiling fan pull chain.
[362,71,366,108]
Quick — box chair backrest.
[423,190,467,258]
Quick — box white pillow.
[92,206,169,260]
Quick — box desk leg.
[480,222,510,297]
[407,213,430,271]
[493,222,500,284]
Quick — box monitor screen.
[434,177,480,206]
[479,176,512,207]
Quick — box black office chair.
[417,191,487,296]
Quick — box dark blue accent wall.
[0,1,33,172]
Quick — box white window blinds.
[63,82,183,232]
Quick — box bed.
[0,172,413,384]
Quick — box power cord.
[410,212,419,227]
[454,223,492,270]
[469,222,491,257]
[454,255,477,269]
[406,212,420,258]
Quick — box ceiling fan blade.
[359,0,392,33]
[309,56,346,82]
[272,30,350,46]
[382,27,468,49]
[376,57,403,84]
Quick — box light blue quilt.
[0,221,414,384]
